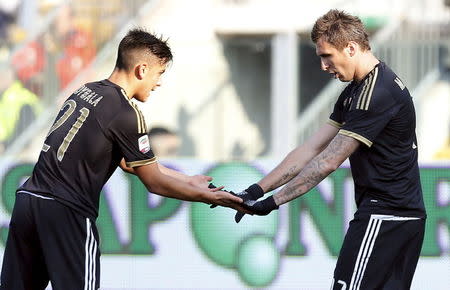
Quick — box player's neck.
[108,69,135,99]
[354,52,380,82]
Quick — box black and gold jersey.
[329,62,426,217]
[19,79,155,219]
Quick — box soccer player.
[235,10,426,289]
[0,28,245,290]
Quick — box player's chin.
[138,94,150,102]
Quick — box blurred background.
[0,0,449,289]
[0,0,449,162]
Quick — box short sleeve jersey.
[329,62,426,218]
[19,80,156,219]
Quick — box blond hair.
[311,9,370,51]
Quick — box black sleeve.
[108,108,156,167]
[328,86,350,128]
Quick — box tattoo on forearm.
[277,159,327,205]
[274,134,358,205]
[283,166,298,183]
[267,165,298,192]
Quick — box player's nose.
[320,60,328,71]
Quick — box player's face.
[315,38,355,82]
[135,61,167,102]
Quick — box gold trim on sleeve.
[328,119,343,128]
[126,157,157,168]
[339,129,373,147]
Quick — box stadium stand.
[0,0,151,157]
[1,0,449,162]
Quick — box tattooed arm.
[258,124,340,193]
[273,133,360,206]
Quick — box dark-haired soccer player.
[0,28,245,290]
[236,10,426,289]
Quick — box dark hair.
[115,28,173,71]
[311,9,370,51]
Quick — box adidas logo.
[412,142,417,149]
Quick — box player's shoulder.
[89,80,145,114]
[354,62,408,111]
[118,99,147,134]
[78,79,143,127]
[70,79,122,111]
[84,79,122,104]
[374,62,408,93]
[374,62,411,102]
[347,64,383,111]
[105,92,147,134]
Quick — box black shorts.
[0,192,100,290]
[331,213,425,290]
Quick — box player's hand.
[243,195,279,215]
[208,183,228,208]
[233,184,265,222]
[235,195,279,222]
[188,175,215,188]
[209,190,252,214]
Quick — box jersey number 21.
[42,100,90,161]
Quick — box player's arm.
[243,133,359,216]
[119,159,136,174]
[119,159,215,189]
[157,163,214,188]
[133,162,248,211]
[274,133,359,205]
[258,123,339,193]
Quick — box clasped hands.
[210,183,279,223]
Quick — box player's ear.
[346,41,357,57]
[135,63,147,80]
